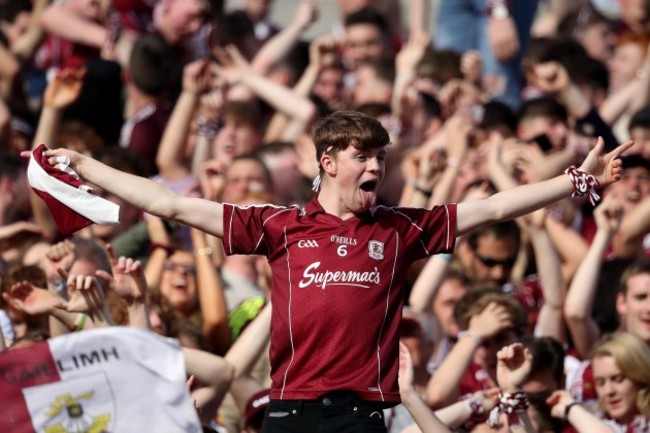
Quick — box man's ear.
[321,153,336,176]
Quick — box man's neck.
[125,84,158,118]
[318,183,367,220]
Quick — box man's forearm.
[458,174,574,235]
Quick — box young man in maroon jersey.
[29,111,630,433]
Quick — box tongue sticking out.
[359,182,377,209]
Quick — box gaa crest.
[368,240,384,260]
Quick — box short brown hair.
[620,260,650,295]
[454,287,527,336]
[312,110,389,167]
[224,100,262,130]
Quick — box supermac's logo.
[23,372,115,433]
[298,261,381,289]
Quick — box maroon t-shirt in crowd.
[223,197,457,404]
[119,102,171,177]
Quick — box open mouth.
[358,180,378,209]
[172,280,188,291]
[627,191,641,203]
[360,180,377,192]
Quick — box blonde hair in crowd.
[592,332,650,416]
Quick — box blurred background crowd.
[2,0,650,432]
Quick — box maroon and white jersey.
[223,197,457,404]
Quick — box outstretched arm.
[456,138,630,236]
[23,148,226,238]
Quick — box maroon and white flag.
[0,327,202,433]
[27,144,120,234]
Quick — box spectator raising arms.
[23,109,629,432]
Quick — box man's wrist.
[458,330,483,344]
[564,401,580,420]
[399,387,420,403]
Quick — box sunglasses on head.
[475,253,517,268]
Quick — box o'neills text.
[330,235,357,245]
[298,261,380,289]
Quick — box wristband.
[488,391,529,427]
[196,118,222,139]
[564,166,600,205]
[194,247,213,257]
[463,393,486,419]
[457,330,482,344]
[564,402,580,420]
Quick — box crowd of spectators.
[2,0,650,432]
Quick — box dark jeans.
[260,391,389,433]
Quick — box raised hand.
[21,147,85,174]
[396,31,430,73]
[199,158,227,201]
[401,143,444,193]
[468,302,513,340]
[214,45,252,85]
[95,244,147,302]
[198,80,227,122]
[2,281,65,316]
[578,137,633,187]
[442,114,472,160]
[309,34,338,70]
[292,1,319,32]
[530,62,570,94]
[594,193,623,233]
[44,67,86,109]
[496,343,533,393]
[45,239,76,272]
[546,390,577,420]
[58,267,106,315]
[398,341,415,396]
[183,58,216,95]
[487,15,519,61]
[461,50,482,85]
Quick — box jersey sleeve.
[394,204,457,259]
[222,203,289,256]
